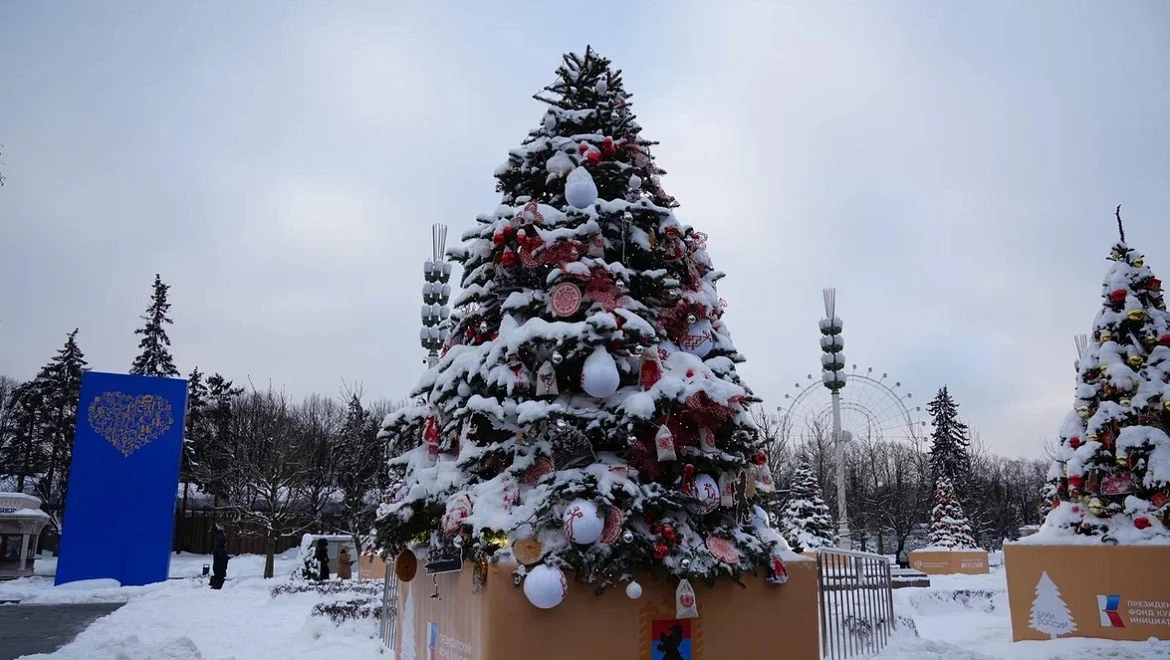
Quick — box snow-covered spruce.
[373,48,791,598]
[1033,240,1170,544]
[779,462,836,552]
[926,476,978,550]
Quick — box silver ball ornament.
[686,313,697,324]
[551,351,564,364]
[634,345,645,355]
[452,536,463,548]
[621,530,635,543]
[680,558,691,569]
[479,321,489,334]
[626,434,638,446]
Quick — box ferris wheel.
[776,366,926,447]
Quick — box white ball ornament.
[581,346,620,398]
[680,319,714,358]
[625,581,643,599]
[523,564,568,609]
[562,499,605,545]
[683,474,721,514]
[564,166,599,209]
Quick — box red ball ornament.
[586,151,601,166]
[491,332,499,340]
[653,544,669,560]
[1068,475,1084,489]
[661,524,674,538]
[754,451,767,466]
[503,225,516,238]
[465,327,475,338]
[501,250,519,267]
[493,233,506,248]
[601,136,616,156]
[650,524,662,535]
[578,143,590,155]
[1110,289,1127,304]
[682,465,696,479]
[1134,516,1152,530]
[1069,436,1082,449]
[1150,278,1163,291]
[1160,334,1170,347]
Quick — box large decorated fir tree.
[1043,215,1170,543]
[375,48,789,605]
[779,462,836,552]
[927,476,978,549]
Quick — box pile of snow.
[1,552,384,660]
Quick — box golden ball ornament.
[1164,400,1170,413]
[1127,355,1144,367]
[1134,257,1145,267]
[1081,494,1092,505]
[1077,406,1091,418]
[1117,453,1129,467]
[1088,433,1099,443]
[1088,497,1105,516]
[1100,331,1115,342]
[1120,398,1132,407]
[1127,309,1146,322]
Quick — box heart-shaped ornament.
[88,391,175,458]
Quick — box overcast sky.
[2,2,1168,459]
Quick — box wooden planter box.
[358,554,388,580]
[395,558,819,660]
[1004,543,1170,642]
[908,549,989,575]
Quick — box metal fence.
[816,548,896,659]
[379,563,399,650]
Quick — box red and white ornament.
[767,557,789,585]
[683,474,721,514]
[600,506,624,544]
[550,282,582,317]
[535,360,559,397]
[523,564,568,609]
[562,499,605,545]
[655,424,678,461]
[675,579,699,618]
[718,472,736,507]
[640,347,663,390]
[679,319,714,358]
[442,493,472,535]
[706,536,739,564]
[520,456,555,486]
[422,414,441,457]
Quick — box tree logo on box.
[1098,594,1125,628]
[1029,572,1077,639]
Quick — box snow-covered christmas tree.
[1028,572,1076,639]
[1042,212,1170,543]
[374,48,789,604]
[927,476,978,549]
[779,462,836,552]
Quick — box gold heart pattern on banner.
[87,391,175,457]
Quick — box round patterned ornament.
[705,536,739,565]
[600,506,624,544]
[550,283,583,317]
[563,499,605,545]
[523,564,568,609]
[395,550,418,582]
[682,474,721,514]
[512,538,545,565]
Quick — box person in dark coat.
[210,532,229,589]
[314,538,330,581]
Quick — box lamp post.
[420,224,451,367]
[819,287,850,549]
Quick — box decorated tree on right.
[779,462,836,552]
[1042,214,1170,543]
[927,475,977,549]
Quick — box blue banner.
[55,372,188,587]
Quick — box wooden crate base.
[1004,543,1170,642]
[395,558,819,660]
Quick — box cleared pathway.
[0,603,123,660]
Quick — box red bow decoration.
[688,232,708,252]
[517,200,544,225]
[581,266,620,311]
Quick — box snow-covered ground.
[0,551,384,660]
[3,556,1168,659]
